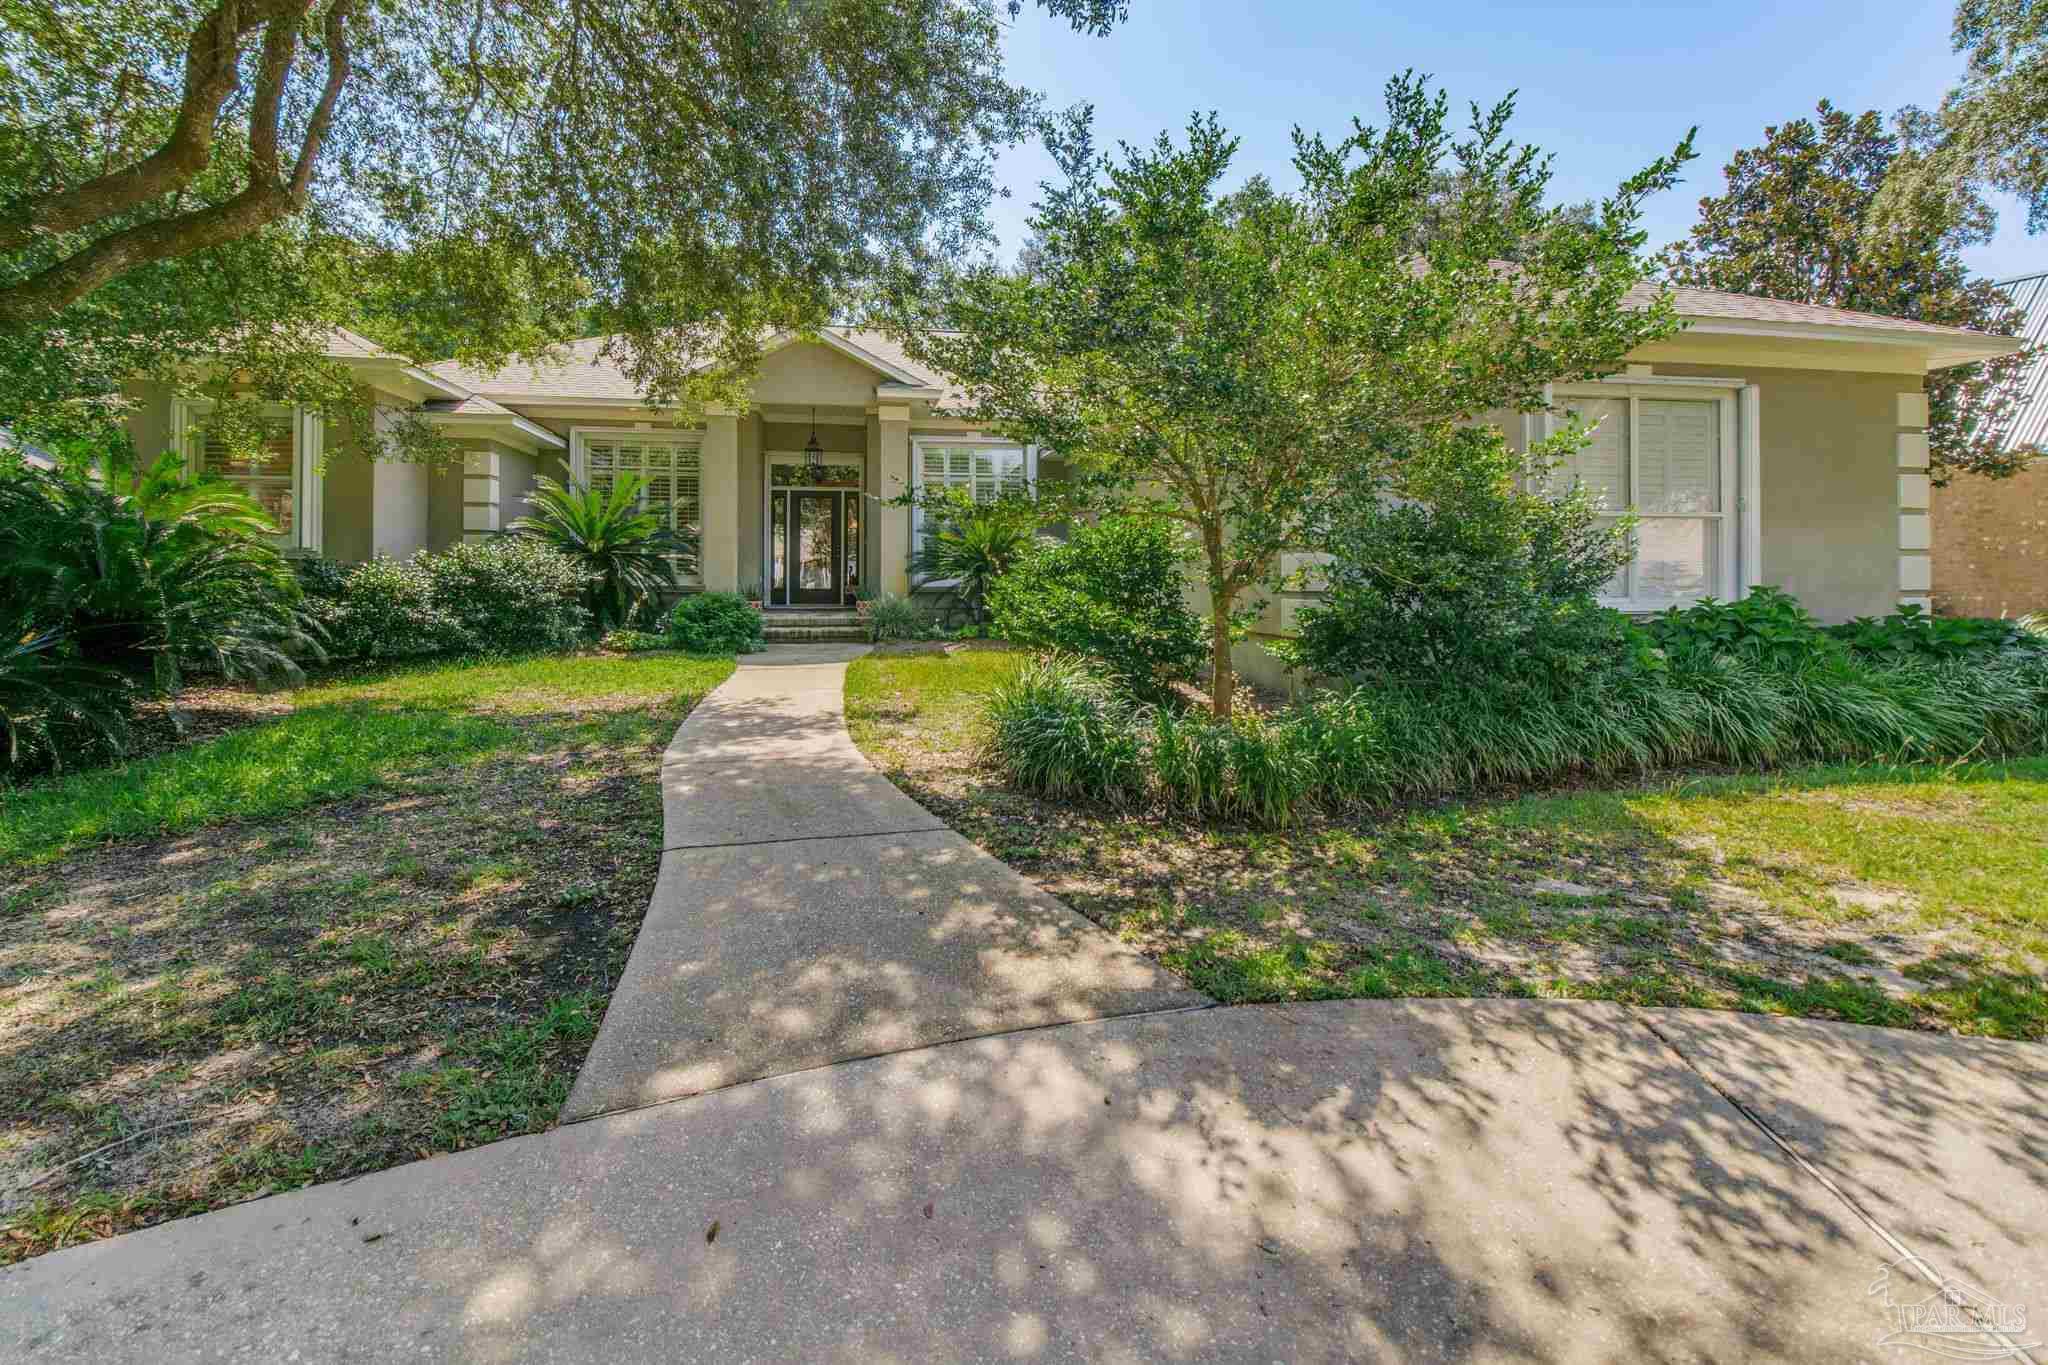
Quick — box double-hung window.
[574,430,703,585]
[1547,384,1744,612]
[911,439,1032,569]
[173,399,322,553]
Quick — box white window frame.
[1545,378,1758,614]
[172,397,323,555]
[569,425,705,585]
[908,435,1037,586]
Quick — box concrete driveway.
[4,647,2042,1362]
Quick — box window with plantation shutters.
[910,440,1030,566]
[172,399,321,553]
[1550,385,1741,611]
[578,432,703,585]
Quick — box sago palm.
[509,475,699,628]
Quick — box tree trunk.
[1208,588,1236,720]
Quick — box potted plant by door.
[853,584,877,624]
[742,578,764,610]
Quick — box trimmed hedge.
[668,592,764,654]
[301,541,591,661]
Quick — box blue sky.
[990,0,2043,282]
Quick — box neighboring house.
[118,294,2019,679]
[1933,456,2047,618]
[1930,270,2048,619]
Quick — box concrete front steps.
[760,609,868,643]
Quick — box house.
[1931,269,2048,619]
[118,292,2021,676]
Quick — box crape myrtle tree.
[887,75,1694,717]
[0,0,1130,464]
[1665,101,2031,482]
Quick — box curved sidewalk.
[561,644,1208,1120]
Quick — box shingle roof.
[422,294,2016,407]
[423,392,519,417]
[323,326,403,360]
[429,336,647,401]
[429,328,951,402]
[1654,284,2012,340]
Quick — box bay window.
[1547,383,1747,612]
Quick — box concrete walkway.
[562,645,1207,1119]
[5,647,2043,1361]
[8,1001,2042,1361]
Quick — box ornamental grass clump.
[978,586,2048,828]
[983,655,1145,803]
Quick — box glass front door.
[791,491,841,605]
[771,487,859,606]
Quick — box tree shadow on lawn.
[885,756,2048,1042]
[0,692,693,1263]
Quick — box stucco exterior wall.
[427,464,465,551]
[1648,364,1908,623]
[751,342,890,408]
[1933,458,2048,617]
[122,380,176,461]
[1227,370,1923,696]
[500,448,539,524]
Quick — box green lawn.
[846,649,2048,1041]
[0,650,733,1263]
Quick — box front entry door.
[790,490,843,606]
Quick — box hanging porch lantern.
[804,406,824,477]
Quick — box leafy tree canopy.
[1662,100,2032,482]
[887,75,1693,716]
[1875,0,2048,235]
[0,0,1128,459]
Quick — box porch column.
[701,407,741,592]
[877,402,912,594]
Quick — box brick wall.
[1931,458,2048,617]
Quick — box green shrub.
[1285,425,1635,684]
[984,655,1146,802]
[1,614,134,776]
[1827,602,2045,663]
[906,486,1043,625]
[304,556,469,660]
[427,540,591,653]
[988,517,1206,697]
[866,593,938,642]
[1,454,316,775]
[1644,587,1842,670]
[668,592,764,654]
[301,542,591,662]
[981,585,2048,827]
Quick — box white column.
[1896,392,1933,609]
[701,408,741,592]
